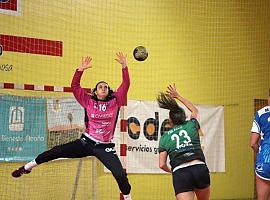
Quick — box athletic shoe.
[12,166,31,178]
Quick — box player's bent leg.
[35,138,89,164]
[12,138,91,178]
[114,169,131,195]
[195,186,210,200]
[256,175,270,200]
[176,191,194,200]
[94,143,131,196]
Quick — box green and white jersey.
[159,118,205,170]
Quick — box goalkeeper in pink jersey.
[12,52,132,200]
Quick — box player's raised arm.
[115,52,128,68]
[114,52,130,106]
[167,83,199,119]
[78,56,92,71]
[71,56,93,108]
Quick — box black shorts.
[172,164,210,195]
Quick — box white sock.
[123,194,132,200]
[24,160,37,171]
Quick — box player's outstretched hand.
[115,52,127,68]
[166,83,180,99]
[78,56,92,71]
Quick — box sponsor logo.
[105,147,116,152]
[256,164,263,172]
[9,106,24,131]
[91,113,113,119]
[182,152,195,157]
[95,129,104,134]
[0,64,13,71]
[127,112,171,141]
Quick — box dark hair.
[157,92,186,125]
[92,81,114,101]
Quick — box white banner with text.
[118,100,225,173]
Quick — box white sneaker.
[123,194,132,200]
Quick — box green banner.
[0,95,47,162]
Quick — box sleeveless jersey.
[251,106,270,164]
[159,118,205,171]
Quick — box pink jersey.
[71,67,130,142]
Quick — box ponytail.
[157,92,186,125]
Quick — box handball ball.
[133,46,148,61]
